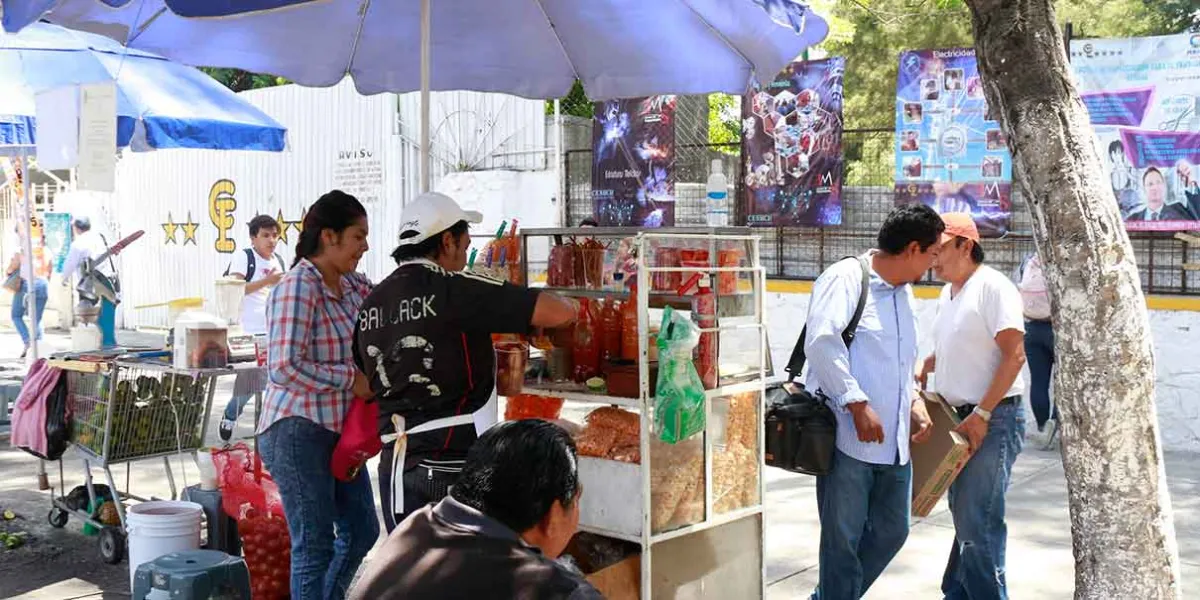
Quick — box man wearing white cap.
[354,192,578,532]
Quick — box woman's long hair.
[293,190,367,268]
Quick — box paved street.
[0,327,1195,598]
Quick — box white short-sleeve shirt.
[933,265,1026,407]
[226,249,285,335]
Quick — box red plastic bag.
[331,397,382,482]
[212,444,291,600]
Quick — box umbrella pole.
[419,0,431,193]
[16,152,49,490]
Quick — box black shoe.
[218,418,235,442]
[19,347,27,359]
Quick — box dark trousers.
[378,444,451,533]
[1024,320,1056,429]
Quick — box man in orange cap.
[917,213,1027,600]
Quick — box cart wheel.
[99,527,125,564]
[47,508,69,529]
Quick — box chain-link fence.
[561,119,1197,295]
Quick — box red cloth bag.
[331,397,382,481]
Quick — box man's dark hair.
[954,236,985,265]
[248,215,281,237]
[1108,140,1124,158]
[1143,166,1165,185]
[73,216,91,232]
[877,203,945,255]
[450,420,580,534]
[579,218,599,227]
[391,220,470,264]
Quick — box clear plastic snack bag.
[655,306,706,444]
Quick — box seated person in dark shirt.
[349,420,601,600]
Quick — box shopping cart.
[44,359,219,564]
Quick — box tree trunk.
[962,1,1181,598]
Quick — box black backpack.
[224,248,286,282]
[765,256,868,476]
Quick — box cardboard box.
[586,555,640,600]
[911,392,971,517]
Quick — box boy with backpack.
[218,215,287,441]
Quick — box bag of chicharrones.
[212,443,291,600]
[654,306,706,444]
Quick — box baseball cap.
[395,192,483,246]
[940,212,979,244]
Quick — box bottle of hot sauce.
[692,276,718,389]
[601,298,623,361]
[573,298,601,383]
[620,283,640,361]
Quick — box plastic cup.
[718,248,742,295]
[495,342,529,396]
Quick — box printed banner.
[42,212,73,274]
[893,48,1013,237]
[591,96,676,227]
[742,57,846,227]
[1071,33,1200,231]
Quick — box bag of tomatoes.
[211,444,291,600]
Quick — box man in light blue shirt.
[804,204,944,600]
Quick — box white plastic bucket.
[126,500,204,588]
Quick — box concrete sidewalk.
[764,447,1200,598]
[0,327,1194,598]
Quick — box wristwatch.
[972,405,993,423]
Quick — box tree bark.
[962,0,1181,598]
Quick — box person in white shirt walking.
[61,217,117,348]
[218,215,286,441]
[918,213,1026,600]
[1016,252,1057,448]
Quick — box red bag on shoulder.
[331,397,382,481]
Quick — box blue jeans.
[258,417,380,600]
[223,394,252,422]
[812,449,912,600]
[12,278,48,347]
[942,401,1025,600]
[1024,321,1056,429]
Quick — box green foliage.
[708,93,741,148]
[200,68,287,93]
[545,80,595,118]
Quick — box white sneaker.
[1040,419,1059,450]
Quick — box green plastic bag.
[655,306,706,444]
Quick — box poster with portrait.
[591,96,676,227]
[742,57,845,227]
[1070,33,1200,231]
[894,48,1013,237]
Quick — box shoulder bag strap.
[784,256,870,381]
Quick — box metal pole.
[419,0,432,193]
[15,153,49,490]
[554,99,564,227]
[16,154,36,364]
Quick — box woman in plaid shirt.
[256,190,379,600]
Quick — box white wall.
[105,82,548,329]
[765,290,1200,454]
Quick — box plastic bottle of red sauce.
[620,283,640,361]
[693,276,718,390]
[601,298,623,361]
[573,298,601,383]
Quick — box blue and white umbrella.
[1,0,827,189]
[0,21,288,156]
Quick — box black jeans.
[377,445,462,533]
[1024,320,1056,429]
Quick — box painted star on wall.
[181,211,200,246]
[162,213,179,244]
[275,209,303,244]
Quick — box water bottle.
[706,159,729,226]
